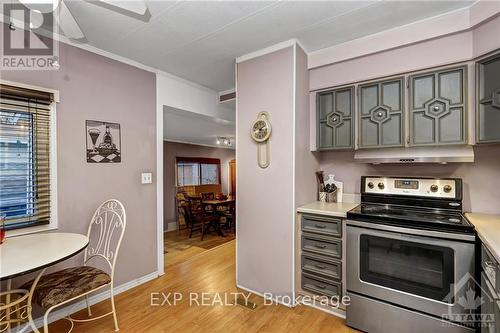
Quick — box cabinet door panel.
[382,114,402,146]
[410,66,467,146]
[319,122,334,148]
[413,75,434,108]
[360,119,378,147]
[317,87,354,150]
[335,120,352,148]
[439,71,463,104]
[358,78,404,148]
[439,108,463,143]
[413,113,435,144]
[477,52,500,143]
[318,93,333,119]
[361,86,378,116]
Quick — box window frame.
[1,80,59,237]
[175,157,221,187]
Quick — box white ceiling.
[163,106,235,148]
[20,0,475,92]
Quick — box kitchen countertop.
[297,201,359,218]
[466,213,500,262]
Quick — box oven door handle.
[346,219,475,242]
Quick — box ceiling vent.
[219,90,236,104]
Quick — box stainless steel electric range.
[346,176,476,333]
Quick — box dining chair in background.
[181,203,218,240]
[21,199,126,332]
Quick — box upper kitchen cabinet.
[358,78,404,148]
[317,86,354,150]
[477,52,500,144]
[409,66,467,146]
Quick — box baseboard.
[164,221,178,232]
[17,271,159,332]
[236,284,295,308]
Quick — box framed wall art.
[86,120,121,163]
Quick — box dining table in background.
[0,232,89,333]
[201,196,236,236]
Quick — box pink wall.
[163,141,235,229]
[319,146,500,215]
[237,47,295,300]
[295,46,320,208]
[1,26,158,286]
[236,44,317,302]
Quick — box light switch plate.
[141,172,152,184]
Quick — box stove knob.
[443,185,452,193]
[378,182,385,190]
[368,182,374,189]
[430,184,439,192]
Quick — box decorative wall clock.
[251,111,271,168]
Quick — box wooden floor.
[164,227,236,269]
[49,241,355,333]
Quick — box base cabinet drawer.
[481,272,499,333]
[302,254,341,280]
[302,234,342,259]
[302,273,342,298]
[301,214,342,237]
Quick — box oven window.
[360,235,454,302]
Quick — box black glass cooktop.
[347,203,474,234]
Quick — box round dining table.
[0,232,89,333]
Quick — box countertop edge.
[466,213,500,264]
[296,207,347,218]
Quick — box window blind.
[0,84,53,230]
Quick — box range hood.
[354,146,474,164]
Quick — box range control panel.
[364,177,458,199]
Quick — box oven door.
[347,220,475,320]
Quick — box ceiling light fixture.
[216,136,232,146]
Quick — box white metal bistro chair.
[22,199,126,332]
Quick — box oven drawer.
[482,244,500,291]
[302,272,342,298]
[302,254,341,280]
[302,233,342,259]
[301,214,342,237]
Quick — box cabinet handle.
[314,244,327,249]
[315,284,327,290]
[315,264,327,270]
[314,224,326,229]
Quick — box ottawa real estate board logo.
[2,2,59,70]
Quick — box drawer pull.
[314,244,327,249]
[315,284,327,290]
[315,264,327,270]
[314,224,326,229]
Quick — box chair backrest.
[201,192,215,201]
[180,204,195,227]
[85,199,126,279]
